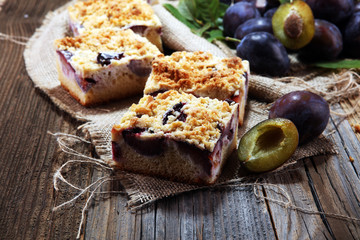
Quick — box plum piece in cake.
[54,28,161,106]
[67,0,163,51]
[143,51,249,125]
[111,90,239,185]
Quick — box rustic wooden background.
[0,0,360,239]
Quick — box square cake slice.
[68,0,163,51]
[54,28,161,106]
[111,90,239,185]
[144,51,249,125]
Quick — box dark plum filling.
[57,50,75,75]
[127,25,162,35]
[127,59,152,77]
[97,52,124,66]
[209,112,237,165]
[243,71,248,86]
[69,22,84,36]
[216,122,224,133]
[85,78,96,84]
[112,141,122,162]
[149,89,167,97]
[122,127,164,156]
[225,99,235,104]
[162,102,187,125]
[129,25,148,35]
[61,50,73,60]
[57,50,96,92]
[78,78,96,92]
[226,72,248,104]
[156,27,162,35]
[75,77,96,92]
[176,141,212,177]
[211,140,223,165]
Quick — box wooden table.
[1,0,360,239]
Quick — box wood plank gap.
[324,164,356,217]
[301,215,314,240]
[329,109,360,179]
[153,202,157,239]
[261,186,279,240]
[178,197,182,240]
[304,160,336,239]
[192,200,196,240]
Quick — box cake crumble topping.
[144,51,249,100]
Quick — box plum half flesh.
[272,0,315,49]
[238,118,299,173]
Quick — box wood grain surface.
[0,0,359,239]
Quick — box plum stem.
[225,37,241,44]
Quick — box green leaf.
[197,0,219,23]
[206,29,225,42]
[313,59,360,69]
[163,4,198,30]
[184,0,198,19]
[279,0,291,4]
[218,2,229,18]
[177,0,195,21]
[178,0,202,28]
[163,0,229,41]
[194,22,212,36]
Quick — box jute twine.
[0,32,29,45]
[13,0,360,238]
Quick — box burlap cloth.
[24,2,356,210]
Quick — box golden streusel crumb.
[68,0,161,29]
[144,51,249,100]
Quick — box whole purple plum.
[305,0,354,25]
[269,91,330,144]
[223,2,260,37]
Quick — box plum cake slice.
[143,51,249,125]
[54,28,161,106]
[67,0,163,51]
[111,90,239,185]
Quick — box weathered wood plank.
[308,104,360,238]
[262,165,333,240]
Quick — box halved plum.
[272,0,315,49]
[238,118,299,172]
